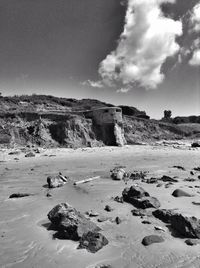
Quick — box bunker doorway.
[103,124,117,146]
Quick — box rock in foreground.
[47,174,68,188]
[78,231,108,253]
[142,235,164,246]
[9,193,32,198]
[48,203,101,240]
[172,189,193,197]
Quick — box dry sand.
[1,143,200,268]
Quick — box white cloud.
[116,87,131,93]
[189,49,200,65]
[190,2,200,32]
[82,79,103,88]
[99,0,182,89]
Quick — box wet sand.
[1,144,200,268]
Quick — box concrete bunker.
[86,107,126,146]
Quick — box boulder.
[47,175,67,188]
[153,209,200,238]
[191,142,200,148]
[104,205,113,212]
[122,186,149,201]
[110,167,125,180]
[142,235,164,246]
[25,152,35,157]
[160,175,178,183]
[47,203,100,240]
[78,231,108,253]
[172,189,193,197]
[185,239,200,246]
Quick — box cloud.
[82,79,103,88]
[116,87,131,93]
[190,2,200,32]
[189,49,200,65]
[98,0,182,89]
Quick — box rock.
[47,203,100,240]
[185,239,200,246]
[47,175,67,188]
[191,142,200,148]
[154,226,165,232]
[142,220,151,224]
[46,192,52,197]
[130,196,161,209]
[153,209,176,223]
[104,205,113,212]
[129,171,147,180]
[115,216,121,224]
[114,196,124,203]
[95,265,112,268]
[156,183,163,187]
[153,209,200,238]
[144,177,158,184]
[110,167,125,180]
[122,186,149,201]
[78,231,108,253]
[25,152,35,157]
[122,186,160,209]
[131,209,146,217]
[160,175,178,183]
[9,193,31,198]
[97,216,110,222]
[173,166,185,171]
[190,171,194,175]
[194,167,200,172]
[86,210,99,217]
[184,178,196,182]
[142,235,164,246]
[192,202,200,206]
[8,151,20,155]
[172,189,193,197]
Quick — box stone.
[129,196,161,209]
[9,193,31,198]
[172,189,193,197]
[173,166,185,171]
[47,175,67,188]
[114,196,124,203]
[25,152,35,157]
[110,167,125,180]
[46,192,52,197]
[97,216,110,222]
[153,209,200,238]
[142,220,151,224]
[160,175,178,183]
[86,210,99,217]
[47,203,100,240]
[95,265,112,268]
[131,209,146,217]
[185,239,200,246]
[104,205,113,212]
[144,177,158,184]
[142,235,164,246]
[184,178,196,182]
[78,231,108,253]
[122,186,150,201]
[191,142,200,148]
[115,216,121,224]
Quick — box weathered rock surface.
[122,186,160,209]
[131,209,147,217]
[185,239,200,246]
[153,209,200,238]
[78,231,108,253]
[47,203,100,240]
[47,175,67,188]
[172,189,193,197]
[110,167,125,180]
[142,235,164,246]
[25,152,35,157]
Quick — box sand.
[1,143,200,268]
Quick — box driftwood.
[74,176,100,185]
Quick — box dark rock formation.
[122,186,160,209]
[172,189,193,197]
[131,209,147,217]
[25,152,35,157]
[110,167,125,180]
[185,239,200,246]
[47,174,67,188]
[104,205,113,212]
[9,193,31,198]
[77,231,108,253]
[153,209,200,238]
[142,235,164,246]
[191,142,200,148]
[160,175,178,183]
[47,203,100,240]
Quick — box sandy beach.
[1,143,200,268]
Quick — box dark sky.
[0,0,199,118]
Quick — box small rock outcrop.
[160,175,178,183]
[122,186,160,209]
[110,167,125,180]
[9,193,31,198]
[47,203,101,240]
[142,235,164,246]
[78,231,108,253]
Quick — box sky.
[0,0,199,118]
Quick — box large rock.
[47,175,67,188]
[142,235,164,246]
[160,175,178,183]
[110,167,125,180]
[78,231,108,253]
[122,186,160,209]
[153,209,200,238]
[172,189,193,197]
[47,203,100,240]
